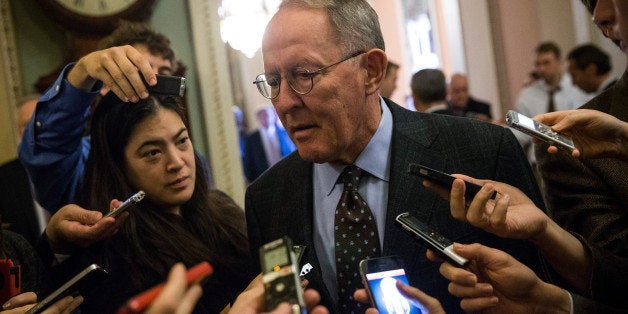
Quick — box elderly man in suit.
[246,1,553,313]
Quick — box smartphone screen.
[360,256,423,314]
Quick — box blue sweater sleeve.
[18,63,102,214]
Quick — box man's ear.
[363,49,387,95]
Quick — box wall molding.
[188,0,246,207]
[0,0,22,163]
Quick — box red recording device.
[0,259,21,304]
[116,262,213,314]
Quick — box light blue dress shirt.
[312,97,393,302]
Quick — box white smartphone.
[359,256,423,314]
[506,110,575,151]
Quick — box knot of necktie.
[340,165,361,192]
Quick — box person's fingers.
[175,284,203,314]
[353,288,371,305]
[459,296,500,312]
[60,216,118,247]
[449,179,468,222]
[466,183,495,226]
[60,296,84,314]
[302,289,321,311]
[396,281,445,314]
[571,148,581,158]
[533,111,568,127]
[109,199,123,211]
[439,262,477,287]
[426,249,442,263]
[41,295,83,314]
[96,48,138,101]
[3,292,37,310]
[60,205,103,225]
[546,145,559,154]
[448,282,494,298]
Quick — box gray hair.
[279,0,385,54]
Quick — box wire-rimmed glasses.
[253,50,366,99]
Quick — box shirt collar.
[316,97,393,195]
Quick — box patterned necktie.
[334,165,381,313]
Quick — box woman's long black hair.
[79,93,249,290]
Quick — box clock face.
[54,0,137,17]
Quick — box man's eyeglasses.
[253,51,366,99]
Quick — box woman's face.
[124,108,196,214]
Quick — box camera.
[260,236,305,313]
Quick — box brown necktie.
[334,165,380,313]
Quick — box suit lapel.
[381,101,450,255]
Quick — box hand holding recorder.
[534,109,628,160]
[506,110,575,152]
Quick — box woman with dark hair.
[58,93,252,313]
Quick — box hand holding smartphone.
[407,163,495,201]
[103,191,145,219]
[506,110,575,151]
[117,262,213,314]
[359,256,423,314]
[25,264,108,314]
[395,212,468,267]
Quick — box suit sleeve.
[535,143,628,253]
[17,63,101,214]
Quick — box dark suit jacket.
[246,99,553,313]
[536,71,628,310]
[0,158,42,246]
[243,126,295,182]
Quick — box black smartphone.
[259,236,305,313]
[506,110,575,151]
[102,190,145,219]
[395,212,468,267]
[359,256,423,314]
[407,163,495,201]
[25,264,108,314]
[142,74,186,97]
